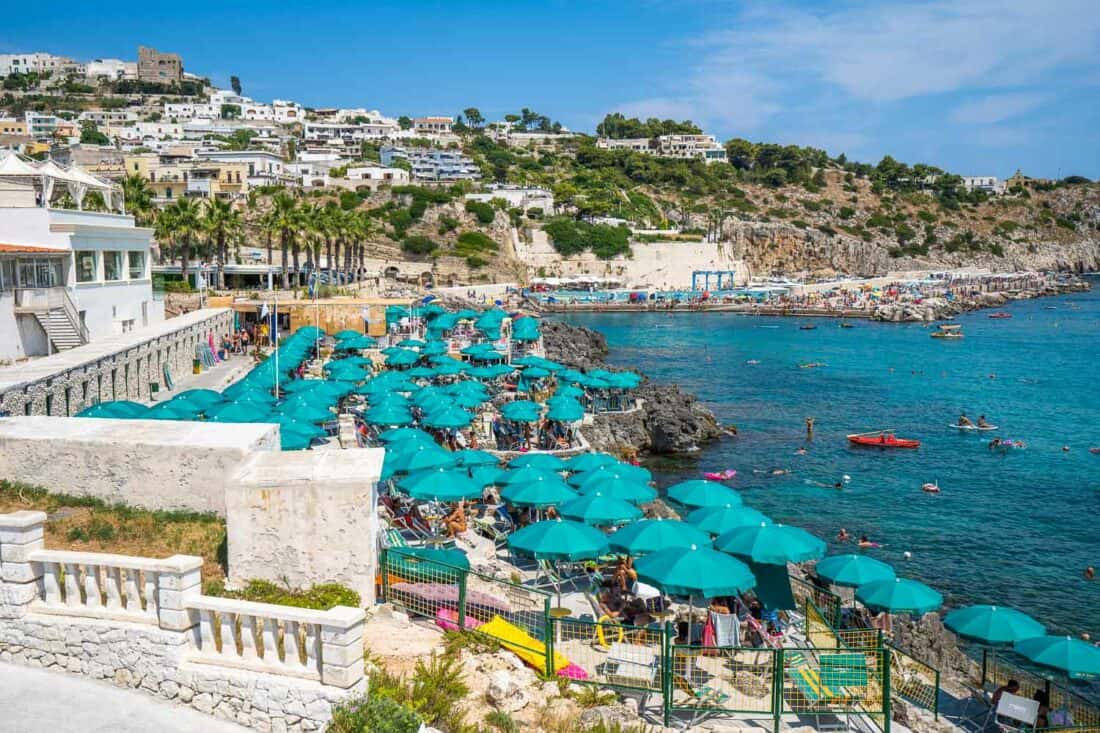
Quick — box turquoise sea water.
[561,278,1100,638]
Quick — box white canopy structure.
[0,150,120,211]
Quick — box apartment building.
[78,110,138,127]
[413,117,453,135]
[24,113,62,138]
[380,146,480,182]
[961,176,1006,195]
[194,149,293,187]
[0,119,29,136]
[124,153,248,203]
[596,133,727,163]
[0,53,83,77]
[465,185,555,214]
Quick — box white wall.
[514,228,747,289]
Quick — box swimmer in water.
[858,535,877,549]
[796,448,807,456]
[1087,566,1096,580]
[837,528,850,542]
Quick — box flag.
[260,302,270,320]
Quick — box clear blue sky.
[5,0,1099,178]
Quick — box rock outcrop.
[542,319,723,455]
[871,280,1089,322]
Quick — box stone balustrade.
[0,510,366,731]
[184,596,365,687]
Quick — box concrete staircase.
[33,309,86,351]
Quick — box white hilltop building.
[0,151,162,362]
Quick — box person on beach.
[958,413,974,427]
[442,500,468,538]
[612,556,638,593]
[991,680,1019,708]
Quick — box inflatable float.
[476,615,587,680]
[921,482,941,494]
[704,469,737,481]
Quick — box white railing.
[29,550,196,625]
[3,511,365,689]
[183,596,360,682]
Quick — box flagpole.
[273,295,279,396]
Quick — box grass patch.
[0,480,226,582]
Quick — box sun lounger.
[605,641,661,689]
[672,673,732,726]
[785,651,867,730]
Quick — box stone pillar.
[319,606,366,688]
[156,554,203,632]
[0,511,46,619]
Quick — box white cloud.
[607,0,1100,135]
[949,93,1047,124]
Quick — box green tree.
[724,138,757,169]
[230,75,242,96]
[120,175,155,226]
[202,198,242,289]
[156,197,203,286]
[462,107,484,128]
[220,104,241,119]
[397,115,413,130]
[265,191,300,289]
[79,121,109,145]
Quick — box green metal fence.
[550,617,665,693]
[791,576,843,628]
[982,651,1100,731]
[887,642,940,718]
[379,549,552,665]
[664,642,779,727]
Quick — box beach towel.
[710,611,740,648]
[208,333,221,362]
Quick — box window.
[0,259,13,290]
[165,188,172,199]
[75,251,97,282]
[128,251,145,279]
[103,251,123,281]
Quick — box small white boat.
[949,423,998,432]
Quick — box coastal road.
[0,662,251,733]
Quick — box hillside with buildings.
[2,46,1099,291]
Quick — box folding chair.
[671,674,731,728]
[605,640,661,713]
[993,692,1039,733]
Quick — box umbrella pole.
[688,594,694,647]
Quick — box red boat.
[847,432,921,449]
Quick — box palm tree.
[202,198,242,290]
[356,212,380,284]
[267,191,299,290]
[157,197,202,286]
[120,175,155,226]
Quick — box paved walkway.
[0,663,251,733]
[146,350,254,405]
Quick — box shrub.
[162,280,193,293]
[801,199,823,212]
[838,206,855,219]
[437,214,459,234]
[455,231,498,257]
[401,235,437,256]
[464,199,495,224]
[207,579,360,610]
[543,217,630,259]
[465,256,488,268]
[327,694,421,733]
[917,209,937,223]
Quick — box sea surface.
[560,278,1100,638]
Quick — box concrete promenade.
[0,662,251,733]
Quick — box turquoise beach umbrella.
[433,360,466,377]
[331,355,371,368]
[335,335,376,350]
[501,467,562,486]
[267,415,326,440]
[325,362,370,381]
[406,366,437,379]
[546,397,584,422]
[566,452,618,473]
[469,364,513,380]
[815,555,896,588]
[400,469,482,502]
[1014,635,1100,680]
[206,402,263,423]
[555,385,585,400]
[856,578,943,615]
[450,393,487,410]
[76,400,150,419]
[944,605,1046,645]
[470,466,510,488]
[609,519,713,556]
[559,491,642,526]
[279,427,314,451]
[666,480,742,508]
[686,504,772,536]
[509,453,567,471]
[568,463,651,487]
[448,381,489,400]
[232,388,279,406]
[386,349,421,367]
[577,477,657,505]
[146,400,201,420]
[573,469,652,494]
[365,404,414,426]
[172,389,224,410]
[379,427,434,444]
[714,522,826,565]
[501,400,542,423]
[520,366,551,379]
[332,329,362,340]
[500,481,578,509]
[423,340,448,356]
[398,338,427,348]
[387,547,469,582]
[634,545,756,599]
[383,442,456,477]
[508,519,609,561]
[421,405,472,429]
[453,449,499,467]
[274,402,334,424]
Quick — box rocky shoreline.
[540,320,725,456]
[871,278,1090,322]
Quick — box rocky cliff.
[542,319,723,455]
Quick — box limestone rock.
[486,670,529,713]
